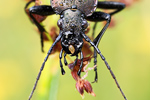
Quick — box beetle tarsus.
[61,68,66,75]
[92,67,98,83]
[64,53,68,65]
[77,52,83,77]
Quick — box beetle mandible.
[25,0,126,100]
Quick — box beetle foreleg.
[59,48,65,75]
[86,12,111,83]
[74,55,78,66]
[92,49,98,83]
[77,52,83,77]
[64,53,68,66]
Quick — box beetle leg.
[92,23,98,83]
[77,52,83,77]
[90,1,126,45]
[91,1,125,41]
[25,0,35,11]
[90,2,125,81]
[29,5,55,16]
[85,10,127,99]
[86,11,111,83]
[87,2,125,82]
[28,32,62,100]
[97,1,125,16]
[92,22,98,39]
[64,53,68,65]
[60,48,65,75]
[92,23,98,82]
[91,49,98,83]
[27,5,55,52]
[74,55,78,66]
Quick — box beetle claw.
[61,68,65,75]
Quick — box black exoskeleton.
[25,0,126,100]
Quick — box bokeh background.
[0,0,150,100]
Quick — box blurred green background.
[0,0,150,100]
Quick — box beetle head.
[57,9,88,56]
[60,31,83,56]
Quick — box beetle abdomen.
[51,0,97,16]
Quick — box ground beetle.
[25,0,126,100]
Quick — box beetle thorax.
[61,9,83,34]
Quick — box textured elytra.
[51,0,97,16]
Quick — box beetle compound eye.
[69,45,75,54]
[64,40,68,44]
[57,19,63,29]
[82,20,88,29]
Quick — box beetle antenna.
[28,32,62,100]
[98,52,127,100]
[81,32,127,100]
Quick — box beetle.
[25,0,126,100]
